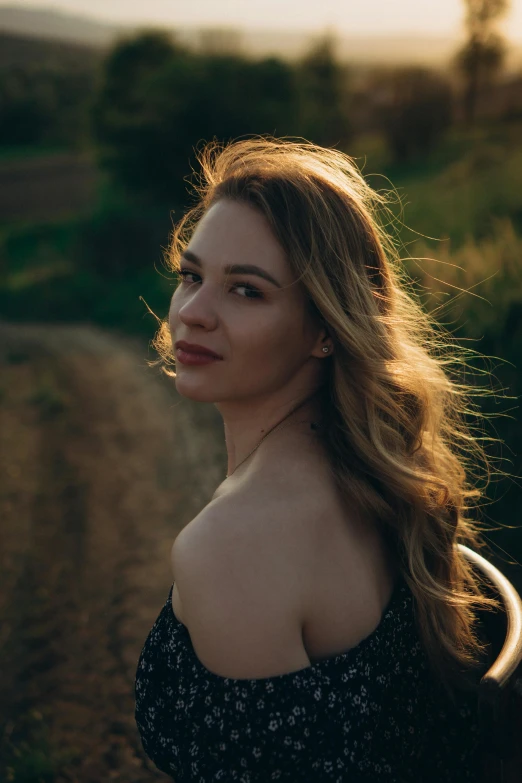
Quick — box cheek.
[236,307,305,370]
[168,292,180,332]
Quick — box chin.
[174,374,218,403]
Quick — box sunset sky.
[7,0,522,39]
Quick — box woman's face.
[168,198,325,404]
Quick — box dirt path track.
[0,320,226,782]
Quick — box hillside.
[0,28,104,67]
[5,4,520,66]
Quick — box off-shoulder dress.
[135,576,481,782]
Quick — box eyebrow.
[180,249,282,289]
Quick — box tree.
[455,0,511,124]
[0,62,96,148]
[92,31,299,204]
[296,32,352,148]
[377,68,454,163]
[92,30,182,200]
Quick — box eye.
[177,269,264,301]
[177,269,200,284]
[233,283,264,300]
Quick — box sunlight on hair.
[146,135,516,698]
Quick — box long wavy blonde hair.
[150,136,505,697]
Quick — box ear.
[310,326,333,359]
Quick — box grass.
[354,121,522,249]
[1,708,81,783]
[404,218,522,337]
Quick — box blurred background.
[0,0,521,780]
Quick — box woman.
[135,138,499,782]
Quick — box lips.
[175,341,223,359]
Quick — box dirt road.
[0,320,226,782]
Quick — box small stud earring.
[322,346,329,353]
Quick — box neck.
[216,390,323,478]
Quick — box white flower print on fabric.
[135,577,482,782]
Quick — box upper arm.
[171,509,312,679]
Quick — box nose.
[174,282,219,331]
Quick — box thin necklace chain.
[226,396,318,478]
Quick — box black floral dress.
[135,576,481,782]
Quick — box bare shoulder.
[174,447,333,565]
[169,451,395,677]
[171,447,381,609]
[171,464,326,618]
[169,459,334,679]
[170,488,315,678]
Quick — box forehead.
[188,199,291,279]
